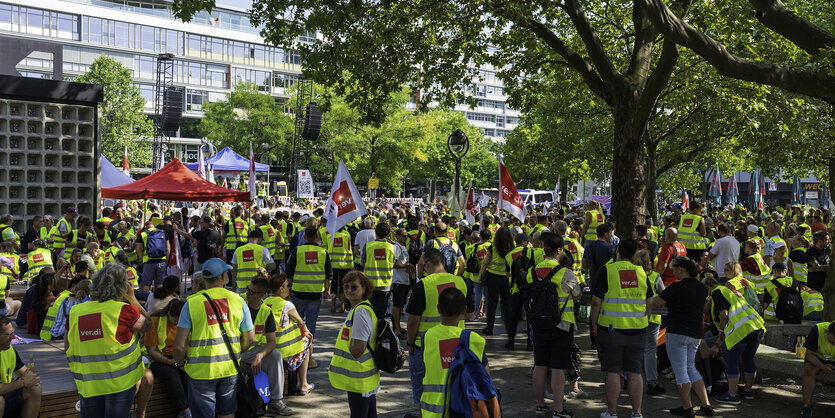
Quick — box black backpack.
[509,248,533,291]
[407,231,424,265]
[772,278,803,324]
[465,244,481,274]
[360,301,405,373]
[524,265,568,330]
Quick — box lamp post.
[447,129,470,213]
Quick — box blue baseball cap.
[202,258,232,279]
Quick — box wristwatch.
[172,360,180,368]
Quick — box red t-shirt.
[658,241,687,286]
[66,304,141,345]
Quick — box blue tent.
[184,147,269,172]
[101,155,134,188]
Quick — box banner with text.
[297,169,315,199]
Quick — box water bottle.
[608,323,614,335]
[795,337,802,358]
[26,355,34,373]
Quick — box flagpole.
[497,156,502,216]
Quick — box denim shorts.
[188,375,238,417]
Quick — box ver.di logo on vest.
[204,299,230,325]
[78,313,104,341]
[439,338,459,369]
[374,248,386,261]
[618,270,638,289]
[305,252,319,265]
[242,250,255,262]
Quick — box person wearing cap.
[527,233,580,417]
[52,207,78,260]
[173,257,254,418]
[762,222,786,266]
[745,224,765,254]
[232,229,275,293]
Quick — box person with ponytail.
[266,274,314,394]
[145,299,190,418]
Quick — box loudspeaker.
[302,102,321,141]
[161,86,183,132]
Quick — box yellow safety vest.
[408,229,426,250]
[328,301,379,393]
[0,252,17,285]
[235,243,267,289]
[417,273,467,347]
[598,261,649,330]
[742,253,771,294]
[41,290,72,341]
[67,300,145,397]
[52,218,72,250]
[584,210,604,242]
[813,322,835,362]
[63,230,82,261]
[184,287,245,380]
[792,247,808,283]
[711,286,765,349]
[224,218,249,250]
[126,267,140,290]
[678,214,706,250]
[563,237,585,284]
[462,243,478,283]
[525,259,574,325]
[504,245,527,294]
[260,225,278,257]
[329,231,353,269]
[318,226,331,249]
[420,326,485,417]
[0,346,18,383]
[485,244,507,276]
[801,289,824,318]
[364,241,395,289]
[263,296,305,357]
[0,224,19,248]
[275,220,288,261]
[252,304,273,346]
[155,315,170,353]
[291,245,328,293]
[763,276,794,321]
[647,271,663,324]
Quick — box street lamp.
[447,129,469,211]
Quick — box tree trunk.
[610,99,648,236]
[645,133,658,223]
[825,156,835,322]
[560,180,569,205]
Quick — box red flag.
[324,160,368,241]
[222,178,228,189]
[464,185,478,225]
[497,156,527,222]
[122,146,130,176]
[682,191,689,211]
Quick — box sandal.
[300,383,315,395]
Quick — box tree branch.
[638,0,835,104]
[625,4,657,83]
[749,0,835,55]
[562,0,622,88]
[635,39,680,128]
[655,103,702,142]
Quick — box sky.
[216,0,253,10]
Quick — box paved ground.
[284,304,835,417]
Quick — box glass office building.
[2,0,519,145]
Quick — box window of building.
[185,89,207,112]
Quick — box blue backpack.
[145,229,167,259]
[444,330,501,418]
[434,239,458,274]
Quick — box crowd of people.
[0,196,831,417]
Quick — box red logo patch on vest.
[267,229,274,237]
[204,299,230,325]
[536,268,554,280]
[305,252,319,264]
[127,269,135,280]
[333,237,343,247]
[242,249,255,262]
[374,248,386,261]
[436,282,455,295]
[78,313,103,342]
[32,253,44,263]
[596,214,603,222]
[341,327,350,341]
[255,324,264,335]
[511,251,521,261]
[235,221,243,229]
[567,242,577,255]
[477,249,487,261]
[681,218,693,228]
[439,337,459,369]
[448,231,456,239]
[618,270,639,289]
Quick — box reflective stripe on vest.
[264,296,305,357]
[328,301,379,393]
[184,288,245,380]
[41,290,72,341]
[52,218,71,249]
[793,247,808,283]
[252,304,273,346]
[486,244,506,276]
[742,254,771,294]
[291,245,327,293]
[678,214,706,249]
[364,241,394,289]
[420,326,485,418]
[126,267,140,290]
[67,299,145,397]
[712,286,765,349]
[156,315,169,353]
[763,276,793,320]
[417,273,467,347]
[801,289,824,317]
[564,237,585,283]
[598,261,648,330]
[0,253,17,285]
[235,243,266,288]
[260,225,277,255]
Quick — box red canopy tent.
[102,158,250,202]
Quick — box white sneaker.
[600,411,617,418]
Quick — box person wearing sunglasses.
[328,271,379,418]
[0,316,40,418]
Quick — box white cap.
[746,224,759,233]
[458,220,470,227]
[299,215,311,223]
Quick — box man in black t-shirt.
[174,217,222,271]
[242,278,292,416]
[807,231,831,292]
[0,316,41,417]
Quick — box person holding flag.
[497,156,528,224]
[464,185,479,226]
[122,146,130,176]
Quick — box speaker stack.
[302,102,321,141]
[161,86,183,131]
